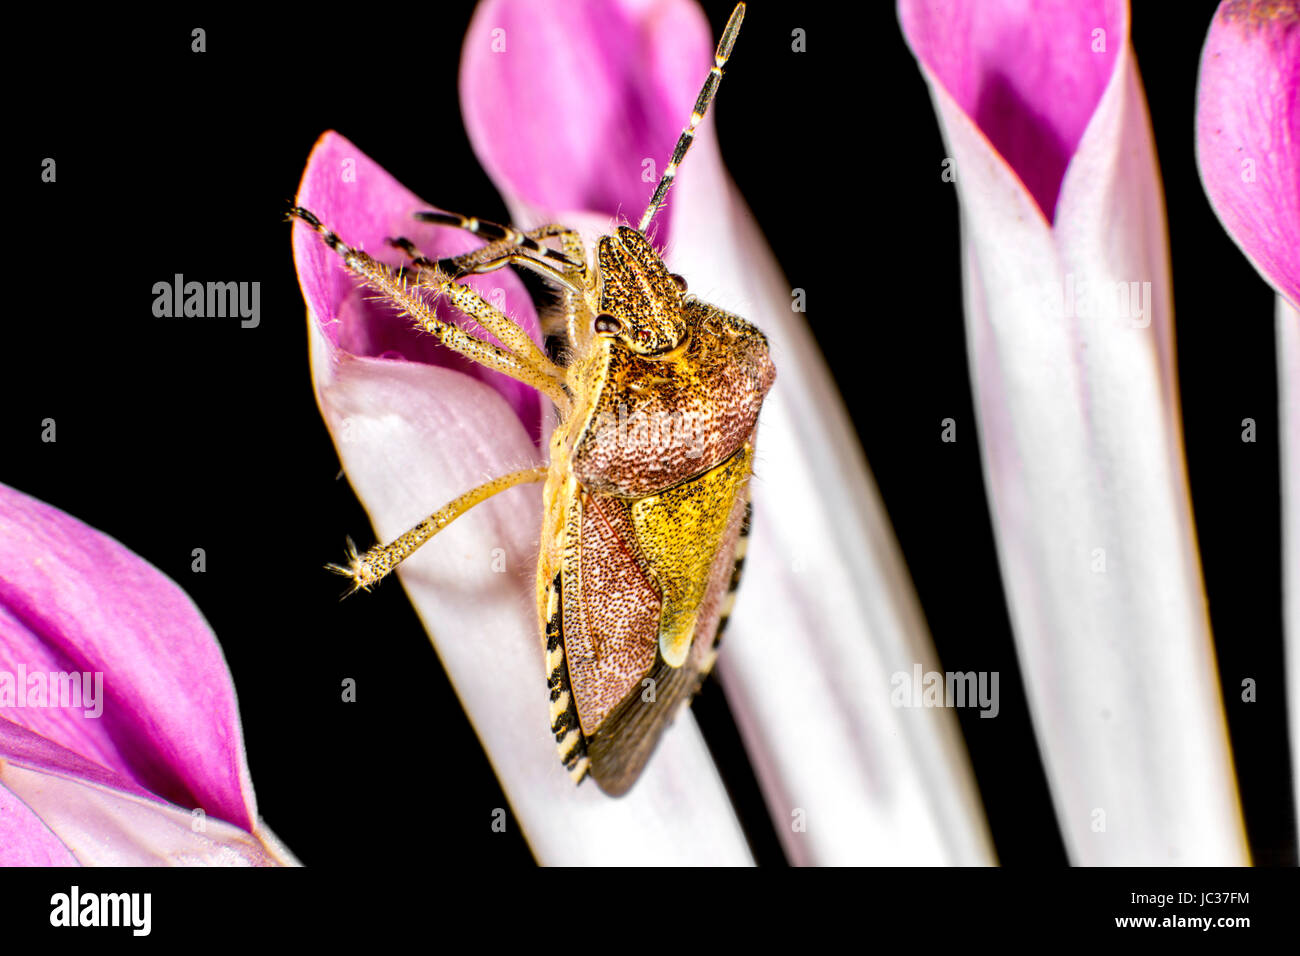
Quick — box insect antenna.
[637,2,745,234]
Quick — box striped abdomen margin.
[545,572,590,783]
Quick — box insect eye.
[670,273,688,293]
[594,314,621,334]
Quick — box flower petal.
[0,483,258,833]
[1281,297,1300,834]
[293,131,544,439]
[0,718,294,866]
[1196,1,1300,310]
[0,782,79,866]
[898,0,1124,221]
[901,0,1250,863]
[670,106,993,868]
[460,0,712,238]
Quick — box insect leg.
[523,224,589,280]
[386,234,532,280]
[459,224,588,280]
[413,222,591,350]
[412,211,586,275]
[438,245,580,293]
[396,222,588,295]
[385,234,579,373]
[329,466,549,595]
[418,265,565,378]
[289,206,569,409]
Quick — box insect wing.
[563,446,755,794]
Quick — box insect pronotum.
[290,2,773,795]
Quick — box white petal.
[0,761,294,866]
[656,125,995,866]
[1280,296,1300,835]
[913,36,1247,862]
[309,321,753,865]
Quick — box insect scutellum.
[291,2,773,794]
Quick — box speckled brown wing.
[573,461,755,796]
[562,493,661,740]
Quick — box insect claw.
[325,536,380,599]
[285,203,317,226]
[324,560,353,578]
[324,560,359,599]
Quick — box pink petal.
[900,1,1250,862]
[0,483,256,832]
[292,131,544,439]
[0,720,290,866]
[460,0,714,240]
[1196,0,1300,309]
[0,781,78,866]
[898,0,1124,222]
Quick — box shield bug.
[289,2,772,795]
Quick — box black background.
[5,0,1293,870]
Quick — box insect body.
[291,3,771,794]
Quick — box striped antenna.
[637,2,745,234]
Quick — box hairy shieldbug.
[289,2,772,795]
